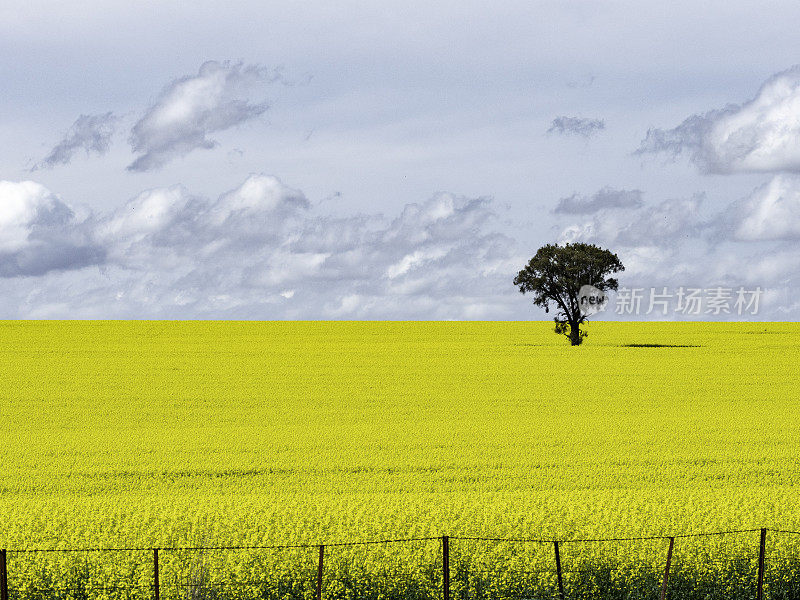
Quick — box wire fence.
[2,528,800,600]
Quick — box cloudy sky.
[3,0,800,319]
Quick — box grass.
[0,320,799,599]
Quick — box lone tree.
[513,242,624,346]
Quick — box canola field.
[1,320,799,600]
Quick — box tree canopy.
[513,242,624,345]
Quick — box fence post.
[0,548,7,600]
[554,541,565,600]
[153,548,160,600]
[442,536,450,600]
[659,537,674,600]
[316,545,324,600]
[757,528,766,600]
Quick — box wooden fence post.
[316,545,324,600]
[442,536,450,600]
[757,528,766,600]
[153,548,160,600]
[554,541,565,600]
[659,537,674,600]
[0,548,8,600]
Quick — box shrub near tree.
[513,242,624,345]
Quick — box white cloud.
[5,172,800,319]
[0,176,523,319]
[385,248,449,279]
[740,248,800,286]
[721,175,800,241]
[251,250,330,287]
[636,65,800,174]
[127,61,273,172]
[212,174,309,221]
[554,187,643,214]
[0,180,104,277]
[616,195,705,246]
[556,191,705,247]
[206,174,310,245]
[32,112,118,170]
[97,174,309,266]
[557,222,596,245]
[98,185,194,244]
[551,183,800,318]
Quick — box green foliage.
[514,242,624,345]
[0,321,799,599]
[553,320,588,345]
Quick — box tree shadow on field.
[512,343,702,348]
[621,343,701,348]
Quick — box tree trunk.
[569,320,582,346]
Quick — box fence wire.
[1,528,800,600]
